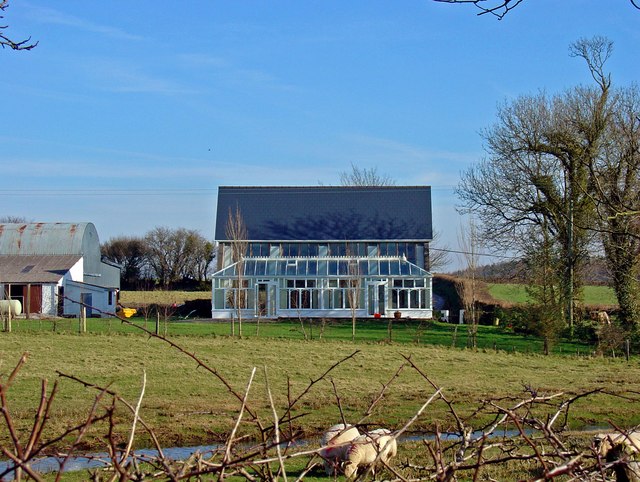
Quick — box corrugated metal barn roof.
[0,255,81,283]
[0,222,94,256]
[215,186,433,242]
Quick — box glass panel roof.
[212,257,431,278]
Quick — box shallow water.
[0,427,610,479]
[0,445,220,480]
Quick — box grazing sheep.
[367,428,397,459]
[594,431,640,482]
[344,429,397,479]
[320,423,361,475]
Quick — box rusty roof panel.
[0,222,93,256]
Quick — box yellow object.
[121,308,137,318]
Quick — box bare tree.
[428,230,452,272]
[457,37,614,333]
[456,218,481,348]
[289,291,309,341]
[182,231,215,285]
[339,162,396,187]
[226,206,248,337]
[0,216,29,223]
[588,85,640,329]
[0,1,37,51]
[101,236,147,289]
[432,0,640,19]
[144,227,199,288]
[345,247,361,342]
[524,224,564,355]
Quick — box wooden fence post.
[626,339,631,362]
[26,284,31,320]
[79,307,86,333]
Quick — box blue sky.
[2,1,638,269]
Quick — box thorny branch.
[278,349,361,425]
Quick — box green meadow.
[1,328,639,453]
[5,317,591,356]
[488,283,619,306]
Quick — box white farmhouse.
[211,186,433,320]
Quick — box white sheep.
[367,428,397,459]
[343,429,397,479]
[320,423,361,475]
[595,431,640,482]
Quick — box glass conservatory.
[211,256,432,319]
[212,185,434,320]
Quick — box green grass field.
[5,317,591,356]
[0,288,628,479]
[2,330,638,442]
[2,329,639,480]
[488,283,619,306]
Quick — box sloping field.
[488,283,618,307]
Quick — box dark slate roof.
[215,186,432,241]
[0,255,81,283]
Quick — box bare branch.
[118,370,147,467]
[221,367,257,478]
[278,350,360,424]
[264,366,288,482]
[433,1,640,19]
[0,0,38,50]
[340,162,396,186]
[432,0,525,19]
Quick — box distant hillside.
[449,257,612,285]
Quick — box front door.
[256,282,277,318]
[367,281,387,316]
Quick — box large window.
[390,278,428,309]
[324,279,362,309]
[249,243,269,257]
[213,279,253,310]
[285,279,319,309]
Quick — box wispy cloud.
[89,60,197,95]
[179,53,228,69]
[343,134,479,166]
[24,3,144,41]
[178,52,300,93]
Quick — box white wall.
[64,281,116,317]
[67,258,84,282]
[210,308,434,320]
[41,284,56,315]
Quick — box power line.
[0,188,217,197]
[0,185,459,197]
[430,246,520,259]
